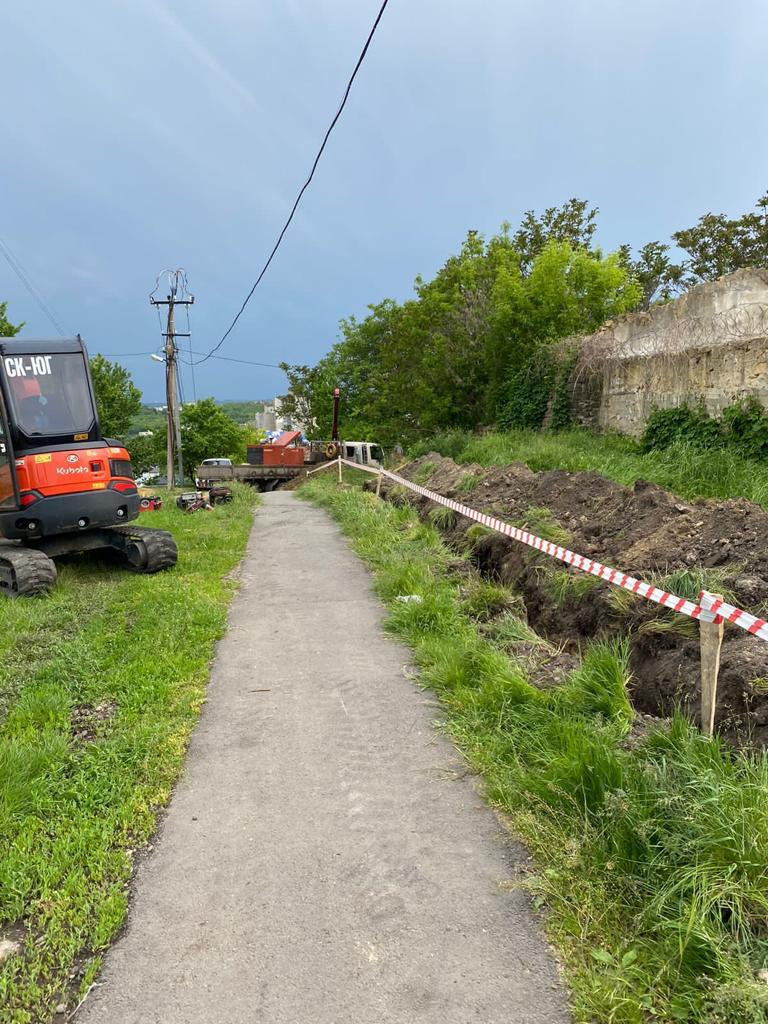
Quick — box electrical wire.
[181,350,284,368]
[0,234,66,335]
[192,0,390,366]
[101,348,283,369]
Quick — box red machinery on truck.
[246,430,305,467]
[0,336,177,596]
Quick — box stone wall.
[571,269,768,436]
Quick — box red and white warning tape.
[323,457,768,644]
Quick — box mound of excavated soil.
[377,453,768,746]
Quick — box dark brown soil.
[378,453,768,746]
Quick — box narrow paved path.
[79,491,569,1024]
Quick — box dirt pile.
[377,453,768,745]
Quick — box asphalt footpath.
[78,490,570,1024]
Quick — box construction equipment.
[195,388,383,490]
[319,388,383,467]
[0,336,177,596]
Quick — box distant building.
[255,396,304,434]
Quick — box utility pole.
[149,271,194,489]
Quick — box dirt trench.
[374,453,768,746]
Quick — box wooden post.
[337,456,343,484]
[699,591,725,737]
[375,468,383,498]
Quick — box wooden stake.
[337,456,343,484]
[699,591,724,737]
[375,468,383,498]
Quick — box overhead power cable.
[193,0,390,366]
[0,234,66,336]
[102,348,283,369]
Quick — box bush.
[721,397,768,460]
[642,397,768,462]
[641,403,724,452]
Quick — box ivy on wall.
[500,344,579,431]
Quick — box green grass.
[428,505,457,530]
[412,460,436,485]
[518,506,571,545]
[0,485,257,1023]
[544,567,603,606]
[302,473,768,1024]
[411,428,768,506]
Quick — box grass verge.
[0,485,257,1023]
[410,428,768,506]
[302,473,768,1024]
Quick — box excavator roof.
[0,336,86,355]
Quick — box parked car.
[201,458,233,467]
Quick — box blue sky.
[1,0,765,402]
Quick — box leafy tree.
[179,398,248,473]
[673,191,768,283]
[124,431,164,475]
[618,241,684,309]
[281,223,640,446]
[0,302,22,337]
[512,198,598,275]
[89,355,142,438]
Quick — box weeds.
[544,568,602,606]
[428,505,457,530]
[457,472,481,494]
[460,580,515,621]
[655,566,738,604]
[302,473,768,1023]
[518,506,571,545]
[487,613,555,651]
[412,460,436,484]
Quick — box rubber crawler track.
[0,545,57,597]
[113,526,178,573]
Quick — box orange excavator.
[0,336,177,596]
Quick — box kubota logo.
[56,466,88,475]
[66,454,79,463]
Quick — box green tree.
[89,355,142,438]
[124,431,164,475]
[281,222,640,446]
[673,191,768,283]
[180,398,247,474]
[512,198,598,275]
[0,301,22,337]
[618,241,684,309]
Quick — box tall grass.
[303,474,768,1024]
[411,429,768,506]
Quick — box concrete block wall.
[570,269,768,437]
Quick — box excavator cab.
[0,336,177,596]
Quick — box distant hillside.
[128,400,264,435]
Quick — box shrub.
[641,403,723,452]
[721,396,768,460]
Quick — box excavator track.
[107,526,178,573]
[0,544,57,597]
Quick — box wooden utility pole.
[150,271,194,489]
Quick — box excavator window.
[4,353,95,438]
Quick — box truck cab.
[342,441,383,468]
